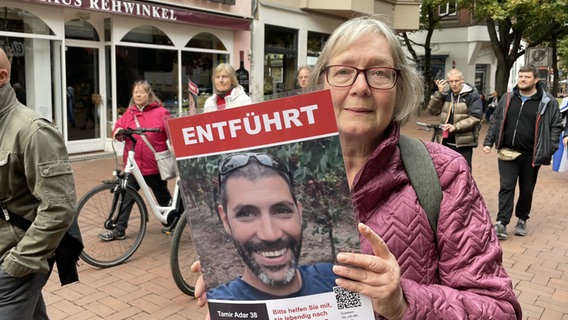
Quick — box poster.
[167,90,374,319]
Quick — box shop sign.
[23,0,250,30]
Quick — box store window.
[0,7,60,126]
[65,18,100,41]
[264,25,297,95]
[0,7,53,35]
[65,19,101,141]
[118,25,178,115]
[182,32,229,111]
[307,31,329,66]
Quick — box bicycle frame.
[118,140,180,226]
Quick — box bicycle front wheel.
[170,213,198,296]
[77,182,147,268]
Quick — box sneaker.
[514,219,527,236]
[494,221,508,240]
[98,229,126,241]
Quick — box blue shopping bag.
[552,132,565,172]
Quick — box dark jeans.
[116,173,172,231]
[496,153,540,226]
[442,143,473,170]
[0,269,49,319]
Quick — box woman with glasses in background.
[193,16,521,319]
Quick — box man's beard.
[234,236,302,288]
[518,82,536,92]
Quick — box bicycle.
[76,127,197,295]
[416,121,444,143]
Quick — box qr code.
[333,286,362,310]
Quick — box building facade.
[250,0,421,102]
[1,0,420,155]
[406,5,530,97]
[2,0,252,154]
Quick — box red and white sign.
[167,90,337,159]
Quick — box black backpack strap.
[398,135,442,238]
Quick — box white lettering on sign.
[181,105,319,146]
[35,0,178,21]
[37,0,82,5]
[89,0,177,20]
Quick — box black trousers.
[0,269,49,319]
[442,143,473,170]
[496,153,540,226]
[116,173,172,231]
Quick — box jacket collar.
[512,81,544,101]
[130,101,160,113]
[0,83,18,118]
[352,122,400,190]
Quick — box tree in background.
[402,0,568,100]
[559,37,568,90]
[400,0,471,108]
[475,0,568,96]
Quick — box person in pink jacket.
[98,80,172,241]
[193,16,522,319]
[307,16,521,319]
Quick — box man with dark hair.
[207,152,336,300]
[484,65,563,239]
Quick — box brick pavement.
[45,112,568,319]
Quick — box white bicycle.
[76,127,197,295]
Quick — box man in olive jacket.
[0,48,77,319]
[427,68,483,169]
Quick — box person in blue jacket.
[206,153,336,300]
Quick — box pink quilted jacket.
[114,102,170,176]
[352,123,522,319]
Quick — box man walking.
[0,48,77,319]
[483,65,563,240]
[427,68,483,169]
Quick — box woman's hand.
[191,261,207,306]
[113,127,124,140]
[333,223,407,320]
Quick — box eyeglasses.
[323,65,401,90]
[218,153,292,185]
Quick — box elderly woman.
[203,63,251,112]
[100,80,172,241]
[193,16,522,319]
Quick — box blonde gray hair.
[212,63,239,91]
[129,80,161,106]
[309,16,423,125]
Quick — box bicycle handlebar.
[117,127,160,137]
[416,121,443,130]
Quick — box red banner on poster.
[167,90,337,159]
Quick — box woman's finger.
[190,260,201,273]
[357,223,392,260]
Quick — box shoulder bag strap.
[398,135,442,238]
[134,115,157,154]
